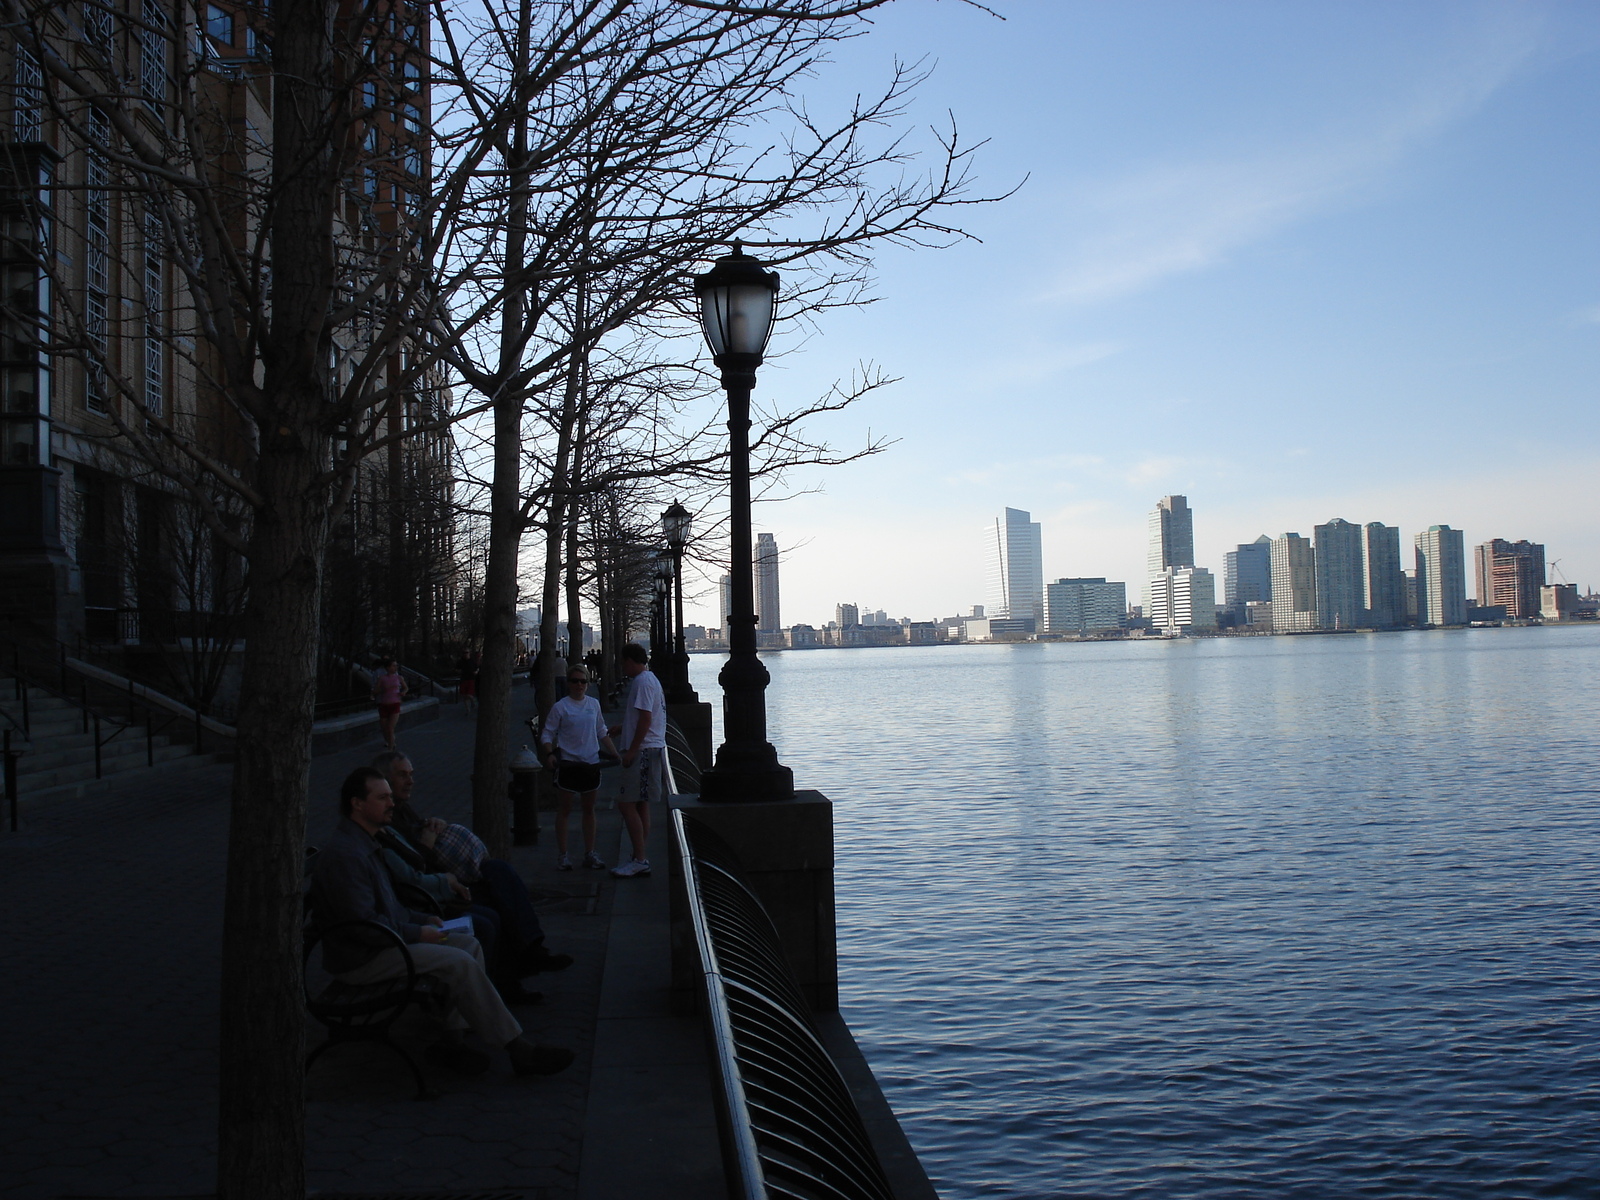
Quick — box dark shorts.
[459,679,476,697]
[378,702,401,718]
[554,761,601,794]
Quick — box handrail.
[674,810,898,1200]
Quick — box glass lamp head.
[663,501,692,550]
[693,245,779,361]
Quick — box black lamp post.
[661,501,697,704]
[693,246,793,802]
[649,553,672,672]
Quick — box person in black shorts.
[540,665,618,870]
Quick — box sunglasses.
[566,677,588,685]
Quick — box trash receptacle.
[509,745,541,846]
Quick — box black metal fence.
[673,809,896,1200]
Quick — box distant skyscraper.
[718,574,733,631]
[1046,577,1127,634]
[1361,523,1404,628]
[1149,566,1215,634]
[1148,495,1194,575]
[1270,533,1317,632]
[1415,525,1467,627]
[835,602,859,628]
[1224,535,1272,616]
[1314,517,1365,630]
[755,532,780,634]
[1473,539,1545,618]
[990,507,1044,631]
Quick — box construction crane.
[1548,559,1569,585]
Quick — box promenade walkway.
[0,686,721,1199]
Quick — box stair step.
[15,742,198,791]
[15,750,233,808]
[14,735,181,775]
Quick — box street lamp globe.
[694,245,779,366]
[662,501,692,551]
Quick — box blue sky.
[685,0,1600,628]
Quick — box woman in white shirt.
[540,666,618,870]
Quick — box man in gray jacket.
[310,766,572,1077]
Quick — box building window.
[85,109,112,413]
[13,48,43,143]
[403,142,423,179]
[206,4,234,46]
[141,1,167,111]
[400,58,420,89]
[143,214,164,421]
[403,102,422,133]
[83,0,114,47]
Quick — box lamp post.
[693,246,793,802]
[649,553,672,673]
[661,501,697,704]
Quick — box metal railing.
[674,810,896,1200]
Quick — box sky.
[682,0,1600,629]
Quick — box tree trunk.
[214,1,338,1193]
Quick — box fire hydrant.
[509,745,541,846]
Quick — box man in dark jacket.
[310,766,572,1077]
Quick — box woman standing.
[540,666,617,870]
[371,659,408,750]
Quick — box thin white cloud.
[1048,6,1546,305]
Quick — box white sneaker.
[557,853,573,871]
[582,852,606,870]
[611,858,651,878]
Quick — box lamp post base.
[697,760,794,803]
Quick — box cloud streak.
[1048,7,1546,305]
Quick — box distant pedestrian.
[371,659,408,750]
[608,643,667,879]
[540,666,618,871]
[455,649,480,715]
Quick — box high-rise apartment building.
[835,602,859,628]
[1314,517,1365,630]
[1414,525,1467,627]
[754,533,780,633]
[1223,536,1272,616]
[719,575,734,631]
[1270,533,1318,632]
[1361,523,1404,628]
[1473,539,1545,618]
[990,508,1043,632]
[1147,495,1195,612]
[1149,567,1215,635]
[1045,578,1127,634]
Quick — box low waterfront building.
[786,624,819,649]
[1541,584,1580,622]
[1045,577,1127,634]
[1148,566,1216,635]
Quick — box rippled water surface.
[692,626,1600,1199]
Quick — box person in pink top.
[371,659,408,749]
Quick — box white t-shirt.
[542,695,607,763]
[622,669,667,751]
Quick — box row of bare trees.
[2,0,998,1193]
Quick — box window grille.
[13,48,43,142]
[86,109,112,413]
[141,0,167,110]
[83,0,114,46]
[143,214,164,420]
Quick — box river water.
[689,625,1600,1199]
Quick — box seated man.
[310,766,573,1078]
[372,750,571,978]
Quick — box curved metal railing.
[674,810,896,1200]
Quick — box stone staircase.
[0,681,216,802]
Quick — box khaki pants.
[338,932,521,1048]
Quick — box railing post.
[20,679,29,737]
[195,708,203,754]
[81,682,89,734]
[94,714,103,779]
[147,717,154,767]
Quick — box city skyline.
[681,1,1598,631]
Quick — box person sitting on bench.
[310,766,573,1078]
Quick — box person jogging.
[540,666,618,871]
[371,659,408,750]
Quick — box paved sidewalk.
[0,688,670,1200]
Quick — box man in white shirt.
[608,643,667,878]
